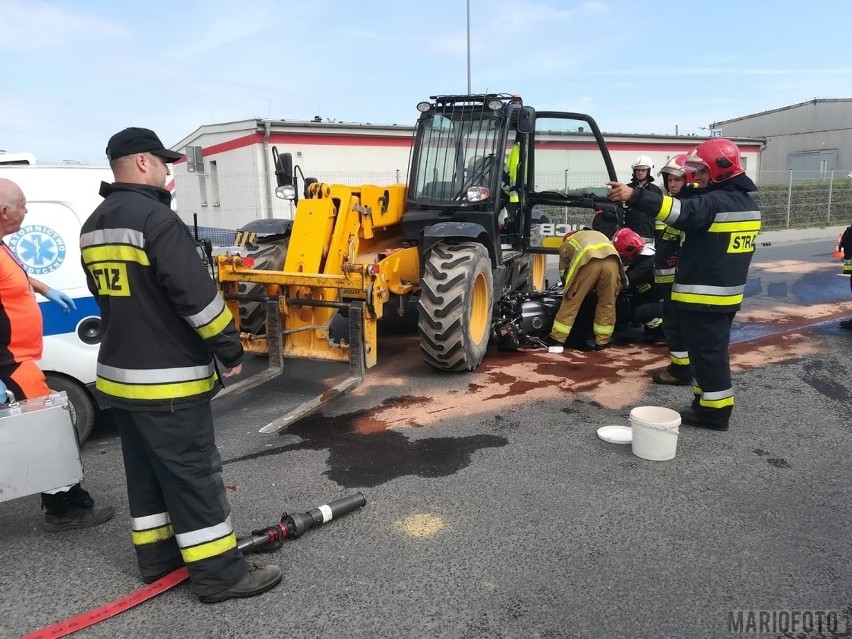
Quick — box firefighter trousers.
[114,404,248,596]
[551,256,622,346]
[675,307,736,426]
[660,286,690,380]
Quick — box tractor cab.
[403,94,526,250]
[403,94,618,262]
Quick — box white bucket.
[630,406,681,461]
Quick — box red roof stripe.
[184,132,762,157]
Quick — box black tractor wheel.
[44,373,96,445]
[237,237,289,334]
[418,242,493,371]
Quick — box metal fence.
[173,168,852,247]
[753,170,852,229]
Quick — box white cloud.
[0,1,128,51]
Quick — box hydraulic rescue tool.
[22,493,367,639]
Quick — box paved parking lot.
[2,236,851,639]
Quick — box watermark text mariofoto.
[728,609,848,635]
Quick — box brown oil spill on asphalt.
[345,308,842,428]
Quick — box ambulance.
[0,154,112,444]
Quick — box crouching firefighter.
[607,138,761,431]
[80,127,282,603]
[545,229,625,351]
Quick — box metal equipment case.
[0,391,83,502]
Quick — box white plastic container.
[630,406,681,461]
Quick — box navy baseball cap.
[106,127,183,162]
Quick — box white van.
[0,158,112,443]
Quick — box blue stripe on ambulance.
[39,296,100,337]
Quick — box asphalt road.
[2,239,851,639]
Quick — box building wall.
[714,99,852,181]
[169,121,761,238]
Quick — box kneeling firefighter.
[546,230,626,351]
[612,227,662,338]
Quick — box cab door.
[521,112,618,255]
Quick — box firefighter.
[652,154,693,384]
[80,127,281,602]
[841,222,852,329]
[612,227,661,338]
[624,155,663,245]
[545,229,625,351]
[607,138,761,431]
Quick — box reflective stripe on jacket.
[653,224,681,285]
[558,230,625,289]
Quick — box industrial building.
[711,98,852,184]
[170,118,762,238]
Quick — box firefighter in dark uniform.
[839,222,852,329]
[608,138,761,431]
[652,154,693,384]
[624,155,663,246]
[612,227,660,334]
[80,128,281,603]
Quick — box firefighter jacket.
[559,230,627,290]
[624,178,663,242]
[80,182,242,411]
[653,224,680,285]
[841,225,852,274]
[625,249,657,303]
[628,174,761,313]
[653,183,702,285]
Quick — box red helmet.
[685,138,744,183]
[612,227,645,261]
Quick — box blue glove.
[0,378,7,403]
[44,289,76,313]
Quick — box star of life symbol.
[8,224,67,275]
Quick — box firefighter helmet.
[685,138,744,183]
[658,154,688,178]
[612,227,645,261]
[631,155,654,171]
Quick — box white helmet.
[657,153,687,178]
[631,155,654,170]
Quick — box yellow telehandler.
[215,94,619,431]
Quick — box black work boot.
[652,370,691,386]
[198,564,283,604]
[41,486,115,533]
[680,409,729,432]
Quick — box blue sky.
[3,0,852,163]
